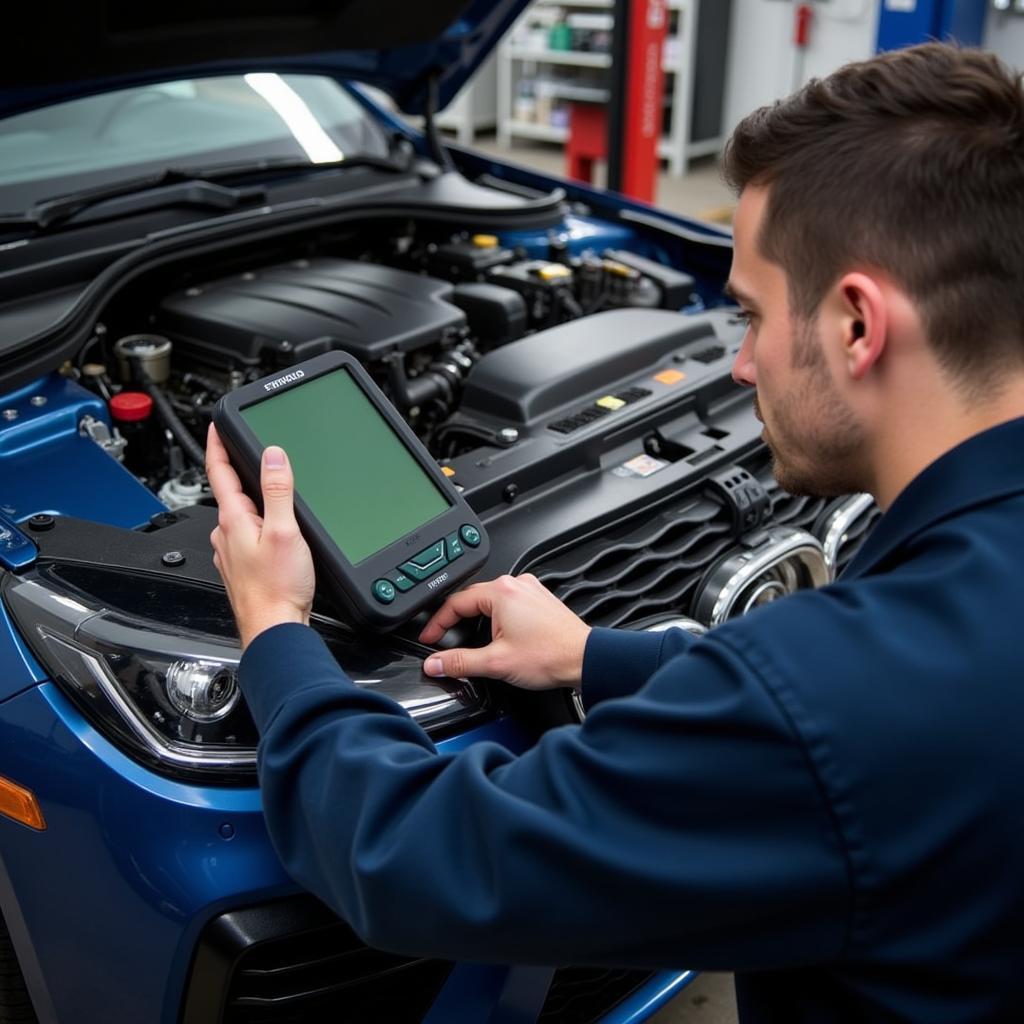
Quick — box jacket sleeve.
[240,622,851,970]
[581,626,699,709]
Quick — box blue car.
[0,3,879,1022]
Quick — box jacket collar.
[842,416,1024,579]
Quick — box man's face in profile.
[728,186,866,498]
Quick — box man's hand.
[206,424,315,649]
[418,574,591,690]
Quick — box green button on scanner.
[445,531,464,561]
[387,570,416,593]
[372,579,397,604]
[459,524,481,547]
[400,559,439,581]
[410,540,446,569]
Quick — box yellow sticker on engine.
[538,263,572,281]
[596,395,626,411]
[441,466,456,477]
[654,369,686,385]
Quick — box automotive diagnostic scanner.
[213,352,489,630]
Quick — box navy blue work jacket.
[240,417,1024,1023]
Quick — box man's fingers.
[206,424,258,518]
[260,446,299,539]
[423,644,506,681]
[418,582,498,643]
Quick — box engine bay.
[63,219,739,523]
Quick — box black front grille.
[528,451,879,629]
[225,926,451,1023]
[183,898,659,1024]
[530,491,733,629]
[540,968,652,1024]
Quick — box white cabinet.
[497,0,723,175]
[436,54,499,145]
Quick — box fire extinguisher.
[794,3,813,48]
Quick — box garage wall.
[722,0,881,134]
[984,11,1024,69]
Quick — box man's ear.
[834,272,886,381]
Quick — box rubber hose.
[144,381,207,468]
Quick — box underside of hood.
[1,0,528,119]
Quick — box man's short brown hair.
[722,43,1024,391]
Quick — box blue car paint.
[603,970,698,1023]
[0,678,539,1023]
[0,596,45,700]
[0,373,164,530]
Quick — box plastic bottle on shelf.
[515,78,537,122]
[549,20,572,51]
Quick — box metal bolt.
[498,427,520,445]
[219,822,235,840]
[2,409,17,421]
[279,340,293,352]
[503,483,520,504]
[28,514,55,531]
[30,396,47,407]
[161,550,185,567]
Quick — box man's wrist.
[239,606,309,649]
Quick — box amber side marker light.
[0,775,45,831]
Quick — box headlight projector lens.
[166,661,241,721]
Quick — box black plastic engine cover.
[157,258,467,368]
[459,308,718,425]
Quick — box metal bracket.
[705,465,770,535]
[79,415,126,462]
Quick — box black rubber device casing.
[213,352,489,631]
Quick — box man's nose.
[731,334,756,387]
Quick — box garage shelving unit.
[497,0,727,176]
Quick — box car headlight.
[1,561,482,784]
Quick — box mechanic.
[206,43,1024,1023]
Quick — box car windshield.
[0,73,391,213]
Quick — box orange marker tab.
[0,775,45,831]
[441,466,456,478]
[655,369,686,385]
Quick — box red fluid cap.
[110,391,153,422]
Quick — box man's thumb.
[423,646,495,680]
[261,446,296,530]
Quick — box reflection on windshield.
[243,74,344,164]
[0,74,388,211]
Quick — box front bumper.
[0,681,692,1024]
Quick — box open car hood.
[1,0,529,119]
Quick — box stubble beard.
[760,319,867,498]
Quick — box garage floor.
[650,972,738,1024]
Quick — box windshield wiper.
[0,150,415,234]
